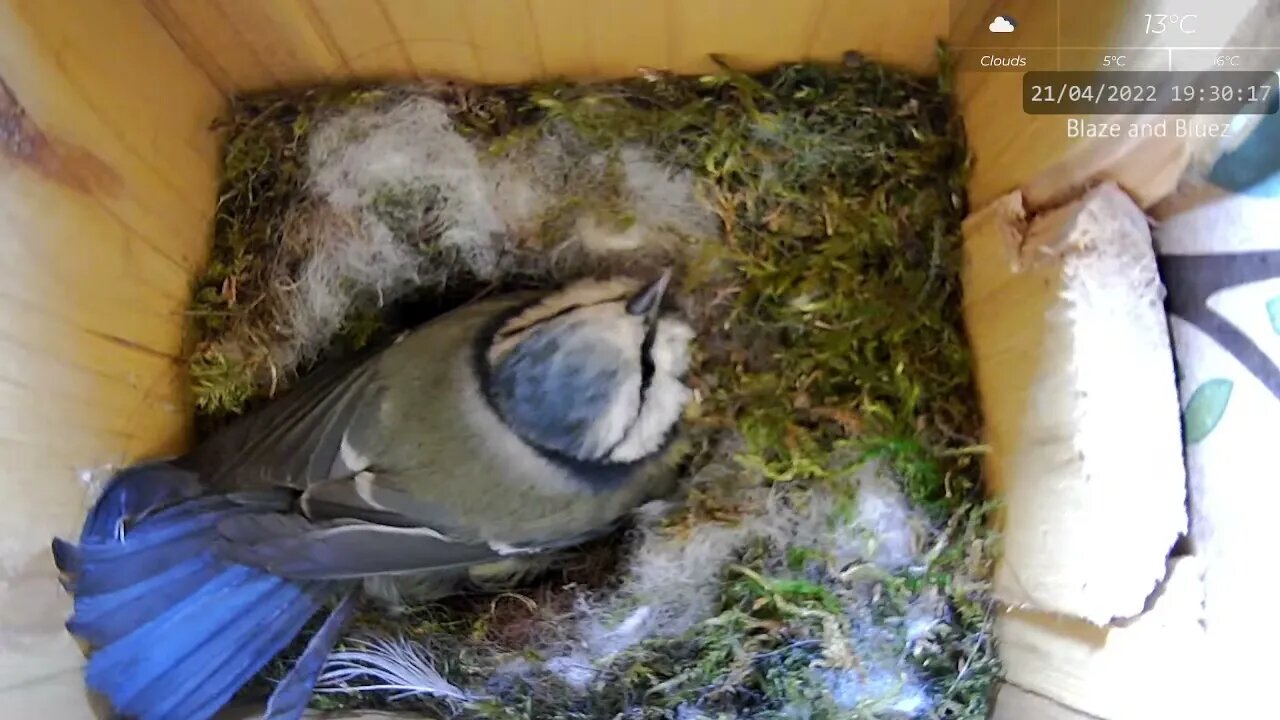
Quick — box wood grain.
[146,0,952,87]
[0,1,221,712]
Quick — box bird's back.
[182,295,674,548]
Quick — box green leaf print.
[1183,378,1234,445]
[1268,296,1280,335]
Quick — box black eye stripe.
[638,319,659,397]
[600,317,661,460]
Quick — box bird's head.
[482,270,695,465]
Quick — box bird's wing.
[214,466,624,579]
[297,474,473,536]
[215,512,504,579]
[179,351,384,492]
[185,357,491,549]
[182,297,511,497]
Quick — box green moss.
[188,346,256,416]
[368,183,439,239]
[189,87,395,420]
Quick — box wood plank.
[962,184,1186,624]
[670,0,827,74]
[379,0,481,80]
[0,168,195,295]
[0,435,176,696]
[0,667,99,720]
[529,0,597,78]
[461,0,546,83]
[865,1,947,71]
[997,557,1212,720]
[958,71,1085,208]
[588,0,671,77]
[309,0,414,79]
[144,0,949,87]
[0,193,194,354]
[0,2,207,701]
[992,683,1099,720]
[141,0,241,93]
[214,0,347,88]
[7,0,224,205]
[809,0,944,72]
[0,2,223,274]
[144,0,275,91]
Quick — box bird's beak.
[626,268,673,321]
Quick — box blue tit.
[51,270,695,720]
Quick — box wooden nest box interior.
[2,1,1275,718]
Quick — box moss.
[188,87,396,421]
[367,183,440,239]
[203,49,999,720]
[187,346,256,416]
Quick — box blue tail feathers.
[54,462,352,720]
[265,589,359,719]
[78,461,203,544]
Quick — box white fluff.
[572,145,717,257]
[255,101,715,386]
[482,132,573,238]
[618,146,718,242]
[544,653,598,692]
[542,454,941,715]
[317,636,468,703]
[676,706,739,720]
[820,664,932,716]
[564,457,931,658]
[276,210,424,368]
[308,97,506,277]
[852,467,930,570]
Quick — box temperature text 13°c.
[1145,13,1197,34]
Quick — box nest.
[195,51,1000,720]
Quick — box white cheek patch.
[570,314,646,459]
[582,371,643,458]
[609,318,696,463]
[652,319,695,376]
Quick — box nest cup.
[3,1,1274,719]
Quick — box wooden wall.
[0,0,224,716]
[139,0,949,89]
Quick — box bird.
[51,270,695,720]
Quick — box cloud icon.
[989,16,1016,33]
